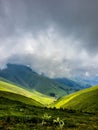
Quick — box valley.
[0,0,98,129]
[0,64,88,98]
[0,95,98,130]
[0,64,98,130]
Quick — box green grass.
[0,91,43,107]
[0,81,98,129]
[0,64,69,98]
[51,86,98,113]
[0,81,55,105]
[0,96,98,130]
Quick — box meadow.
[0,81,98,130]
[0,96,98,130]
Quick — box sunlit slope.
[0,64,67,98]
[0,81,55,105]
[52,86,98,112]
[0,91,43,107]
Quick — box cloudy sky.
[0,0,98,78]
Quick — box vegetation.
[0,91,43,107]
[0,66,98,130]
[0,96,98,130]
[54,78,90,92]
[0,64,84,98]
[0,81,55,105]
[51,85,98,113]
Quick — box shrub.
[53,117,64,129]
[42,113,52,126]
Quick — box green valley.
[0,81,55,105]
[51,85,98,113]
[0,67,98,130]
[0,64,84,98]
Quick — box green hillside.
[0,91,43,107]
[51,86,98,113]
[0,81,55,105]
[0,64,80,98]
[0,81,98,129]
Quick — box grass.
[0,96,98,130]
[0,91,43,107]
[51,86,98,113]
[0,64,69,98]
[0,81,98,129]
[0,81,98,130]
[0,81,55,105]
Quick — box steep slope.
[0,64,71,98]
[52,86,98,113]
[73,76,96,87]
[0,81,55,105]
[54,78,90,93]
[0,91,43,107]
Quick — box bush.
[53,117,64,129]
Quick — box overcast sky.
[0,0,98,78]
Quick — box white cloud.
[0,26,98,77]
[0,0,98,78]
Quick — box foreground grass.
[0,97,98,130]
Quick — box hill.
[0,81,55,105]
[73,76,97,87]
[51,86,98,113]
[0,91,43,107]
[54,78,90,93]
[0,63,80,98]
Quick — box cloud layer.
[0,0,98,77]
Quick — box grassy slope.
[0,64,71,98]
[52,86,98,113]
[0,82,98,129]
[0,81,55,105]
[0,91,43,107]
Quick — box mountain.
[0,81,55,105]
[0,64,90,99]
[0,64,81,98]
[51,85,98,113]
[90,76,98,85]
[73,76,98,87]
[54,78,90,94]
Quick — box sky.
[0,0,98,78]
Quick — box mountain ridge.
[0,63,84,98]
[0,64,90,99]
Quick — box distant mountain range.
[54,77,90,92]
[0,64,92,98]
[73,76,98,86]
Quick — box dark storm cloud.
[0,0,98,77]
[0,0,98,49]
[0,0,52,37]
[42,0,98,52]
